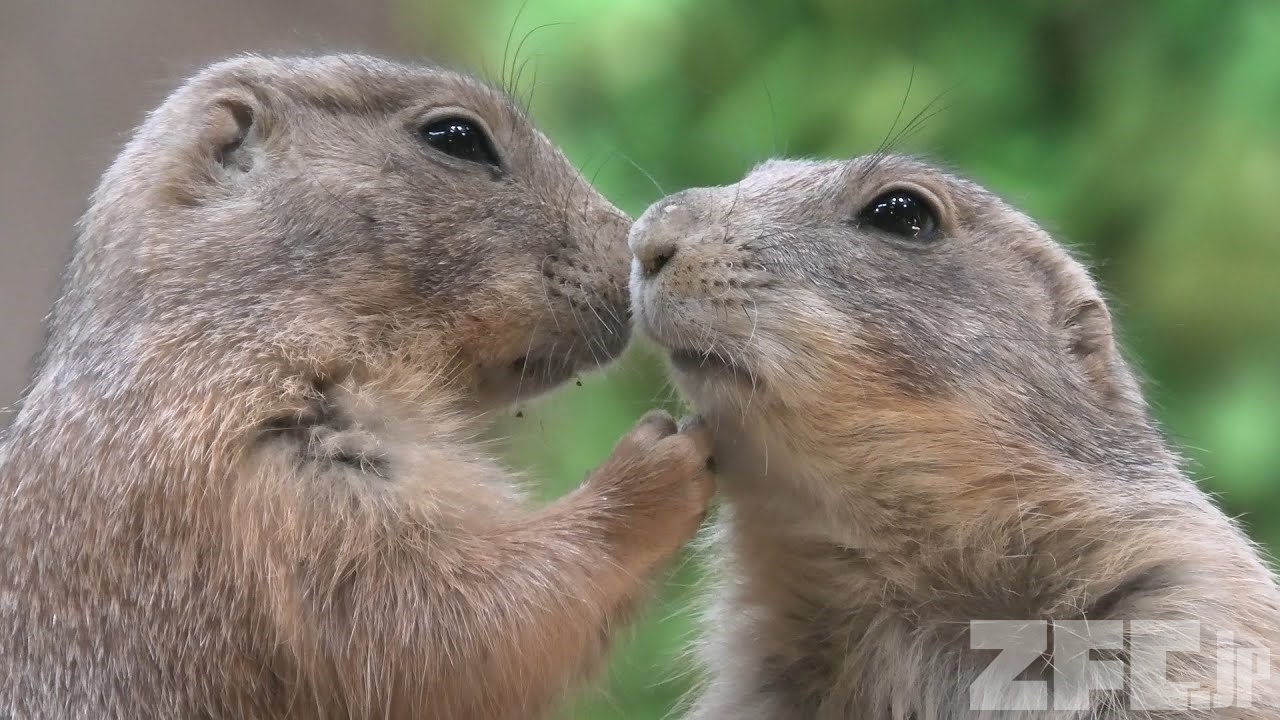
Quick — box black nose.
[630,196,693,278]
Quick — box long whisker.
[500,0,535,93]
[612,149,666,199]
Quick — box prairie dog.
[0,54,715,719]
[629,154,1280,718]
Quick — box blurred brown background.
[0,0,398,416]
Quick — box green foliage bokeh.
[401,1,1280,716]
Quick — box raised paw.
[587,411,718,566]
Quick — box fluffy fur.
[629,154,1280,719]
[0,54,714,719]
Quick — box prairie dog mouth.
[634,291,755,382]
[631,256,760,386]
[478,345,587,405]
[506,349,576,386]
[668,347,739,373]
[665,346,761,389]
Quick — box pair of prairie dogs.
[0,54,1275,720]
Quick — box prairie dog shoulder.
[0,54,714,719]
[630,154,1280,719]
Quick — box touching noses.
[629,195,698,279]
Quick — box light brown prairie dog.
[629,154,1280,719]
[0,54,715,719]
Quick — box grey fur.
[630,155,1280,719]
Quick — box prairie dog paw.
[589,411,718,563]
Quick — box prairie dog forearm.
[237,409,714,719]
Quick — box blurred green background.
[401,1,1280,717]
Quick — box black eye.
[418,117,502,168]
[857,189,939,242]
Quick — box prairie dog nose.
[629,195,698,278]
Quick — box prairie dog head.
[629,155,1152,487]
[58,54,630,412]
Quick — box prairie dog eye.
[418,117,501,168]
[858,189,939,242]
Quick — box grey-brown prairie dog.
[0,54,715,719]
[629,154,1280,719]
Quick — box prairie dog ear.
[143,77,276,206]
[1062,298,1114,376]
[196,89,263,179]
[1060,296,1143,410]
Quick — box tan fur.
[629,155,1280,718]
[0,54,715,719]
